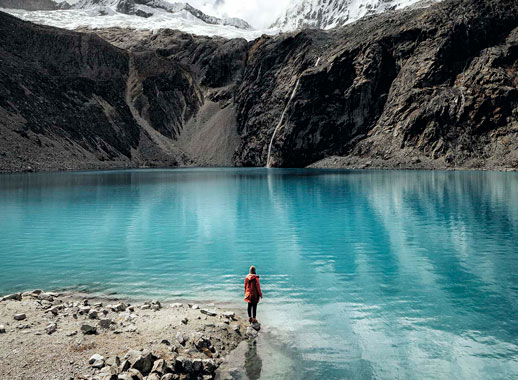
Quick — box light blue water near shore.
[1,168,518,379]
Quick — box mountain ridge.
[0,0,517,172]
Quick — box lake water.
[1,168,517,380]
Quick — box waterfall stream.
[265,78,300,168]
[265,57,320,168]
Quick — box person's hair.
[249,265,256,274]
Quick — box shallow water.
[1,168,517,379]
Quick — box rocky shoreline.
[0,290,261,380]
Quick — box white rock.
[0,325,6,333]
[89,353,105,369]
[200,309,217,317]
[246,326,258,338]
[223,311,235,319]
[170,303,183,308]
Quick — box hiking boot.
[248,317,253,323]
[252,318,258,323]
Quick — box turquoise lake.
[1,168,517,379]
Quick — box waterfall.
[265,78,300,168]
[265,57,320,168]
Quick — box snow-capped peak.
[271,0,439,30]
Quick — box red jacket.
[244,274,262,303]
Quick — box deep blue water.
[1,168,517,380]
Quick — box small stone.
[89,353,105,369]
[0,325,5,333]
[38,293,54,302]
[232,325,240,334]
[200,309,217,317]
[79,306,91,315]
[176,331,187,345]
[246,326,258,338]
[140,304,151,310]
[13,313,26,321]
[111,303,127,312]
[93,302,103,307]
[223,311,235,319]
[81,324,97,335]
[100,365,118,376]
[45,322,57,334]
[170,303,183,308]
[192,332,212,350]
[181,317,188,325]
[1,293,22,301]
[251,322,261,331]
[65,331,77,337]
[88,309,98,319]
[160,374,174,380]
[202,359,216,374]
[106,356,120,368]
[151,358,167,375]
[192,358,203,372]
[127,368,144,380]
[175,357,192,373]
[191,304,200,310]
[119,359,131,372]
[99,318,111,329]
[131,350,154,375]
[160,339,170,346]
[147,374,160,380]
[47,306,60,315]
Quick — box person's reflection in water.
[245,339,262,380]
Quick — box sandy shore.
[0,290,260,380]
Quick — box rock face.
[1,0,518,172]
[234,0,518,169]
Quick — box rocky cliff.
[1,0,517,172]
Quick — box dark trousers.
[247,302,257,318]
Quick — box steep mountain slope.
[237,0,518,169]
[1,0,517,172]
[272,0,438,30]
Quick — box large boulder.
[125,350,155,375]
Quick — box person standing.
[244,265,262,323]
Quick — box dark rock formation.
[1,0,518,172]
[234,0,518,169]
